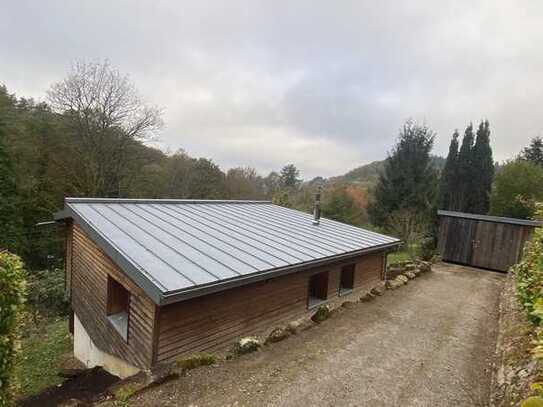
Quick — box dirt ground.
[103,263,504,407]
[19,366,119,407]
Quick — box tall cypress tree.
[439,130,459,210]
[470,120,494,214]
[368,120,438,227]
[456,124,475,212]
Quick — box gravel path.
[116,263,504,407]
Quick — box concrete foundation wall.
[73,313,140,379]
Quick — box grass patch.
[13,316,72,398]
[387,250,410,265]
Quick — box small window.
[339,264,355,296]
[107,276,130,341]
[308,271,329,308]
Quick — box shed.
[55,198,400,377]
[437,210,542,272]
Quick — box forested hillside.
[331,156,446,187]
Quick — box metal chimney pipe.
[313,187,322,225]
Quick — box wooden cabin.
[55,198,400,377]
[437,210,542,272]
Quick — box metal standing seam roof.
[56,198,401,305]
[437,210,543,227]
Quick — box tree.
[185,158,227,199]
[523,137,543,167]
[368,120,438,227]
[489,160,543,219]
[322,186,364,225]
[0,136,20,253]
[47,60,162,197]
[263,171,281,197]
[439,130,460,210]
[0,87,22,253]
[470,120,494,214]
[225,167,266,200]
[385,208,429,260]
[279,164,301,188]
[456,123,475,212]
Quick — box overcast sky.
[2,1,541,178]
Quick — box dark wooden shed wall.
[438,214,535,271]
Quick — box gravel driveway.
[117,263,504,407]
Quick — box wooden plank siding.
[70,224,157,369]
[69,220,385,368]
[438,215,536,272]
[155,253,384,364]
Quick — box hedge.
[514,205,543,405]
[0,251,26,407]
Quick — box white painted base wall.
[73,313,140,379]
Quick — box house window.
[308,271,329,308]
[339,264,355,296]
[107,276,130,341]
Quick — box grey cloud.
[2,0,542,178]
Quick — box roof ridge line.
[65,198,272,204]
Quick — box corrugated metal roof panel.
[59,198,401,304]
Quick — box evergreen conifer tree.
[456,124,475,212]
[523,136,543,167]
[368,120,438,227]
[439,130,459,210]
[470,120,494,214]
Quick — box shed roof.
[437,210,543,227]
[56,198,400,305]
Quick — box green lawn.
[387,250,411,265]
[13,316,72,398]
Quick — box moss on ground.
[13,316,72,398]
[176,353,217,370]
[114,383,139,403]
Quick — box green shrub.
[419,236,437,261]
[0,251,26,407]
[26,269,69,317]
[513,203,543,403]
[514,213,543,323]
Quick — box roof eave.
[158,240,401,305]
[437,209,543,227]
[64,197,272,205]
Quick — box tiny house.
[55,198,400,377]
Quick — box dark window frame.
[338,264,355,296]
[308,271,329,309]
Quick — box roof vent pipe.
[313,187,322,225]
